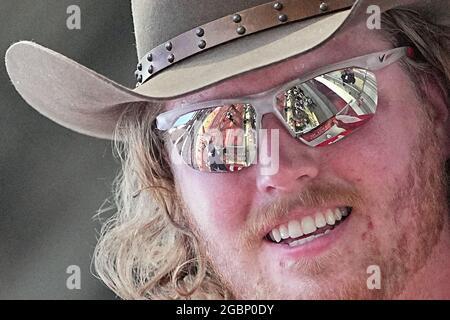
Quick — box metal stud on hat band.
[134,0,355,87]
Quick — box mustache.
[240,182,364,248]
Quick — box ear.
[420,75,449,158]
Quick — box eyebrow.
[173,53,351,107]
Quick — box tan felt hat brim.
[5,41,163,139]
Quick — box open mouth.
[265,207,352,248]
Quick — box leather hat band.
[134,0,355,87]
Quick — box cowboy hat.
[5,0,448,139]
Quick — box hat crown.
[131,0,277,59]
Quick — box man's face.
[166,23,449,299]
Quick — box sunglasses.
[156,47,410,173]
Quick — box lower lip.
[264,213,352,260]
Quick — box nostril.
[256,162,319,193]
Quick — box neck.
[397,214,450,299]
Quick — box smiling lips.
[267,207,352,247]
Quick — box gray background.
[0,0,138,299]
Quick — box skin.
[165,22,450,299]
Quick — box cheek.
[171,159,255,237]
[318,70,424,244]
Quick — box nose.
[255,114,320,194]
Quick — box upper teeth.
[269,207,349,243]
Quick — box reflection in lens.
[276,67,377,146]
[168,104,257,172]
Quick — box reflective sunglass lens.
[276,67,377,146]
[168,104,257,172]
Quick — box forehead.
[166,23,390,107]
